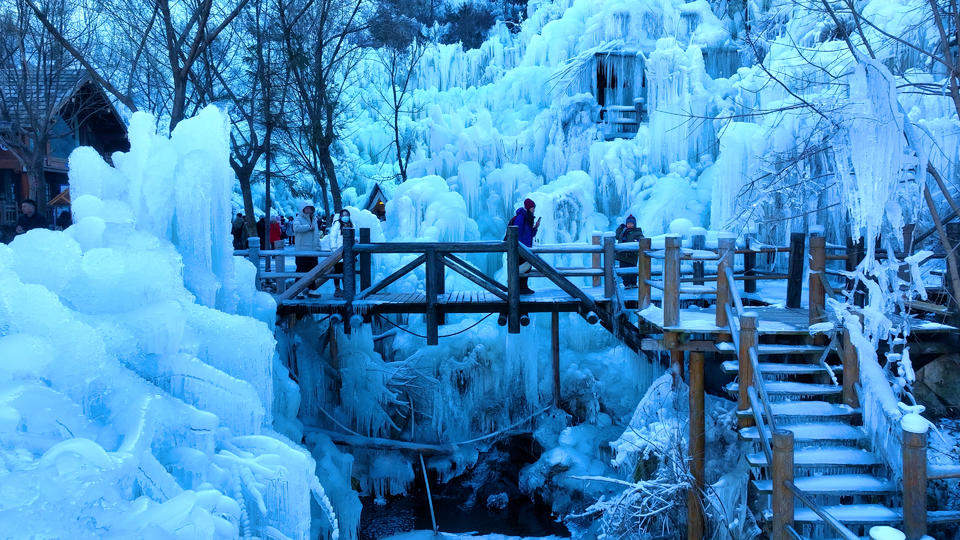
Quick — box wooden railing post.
[638,237,652,309]
[716,235,735,328]
[342,227,356,334]
[771,429,795,540]
[902,416,928,540]
[692,232,705,286]
[809,231,826,326]
[786,232,805,308]
[551,310,561,407]
[276,252,287,293]
[591,233,602,288]
[687,351,705,540]
[506,226,521,334]
[738,314,758,428]
[841,329,859,408]
[663,235,681,327]
[425,248,440,345]
[359,227,372,291]
[248,236,261,289]
[947,222,960,313]
[603,233,616,298]
[744,234,757,294]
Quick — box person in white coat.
[293,203,322,273]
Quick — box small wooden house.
[0,69,127,238]
[364,183,388,221]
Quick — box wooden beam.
[715,235,735,328]
[353,241,507,254]
[744,234,757,294]
[445,253,507,292]
[692,232,705,286]
[506,226,521,334]
[786,232,805,308]
[552,310,561,407]
[687,351,705,540]
[359,228,372,291]
[663,235,681,327]
[306,427,454,454]
[638,237,652,309]
[342,227,356,334]
[603,234,616,298]
[425,249,440,345]
[591,233,602,287]
[841,330,859,408]
[902,424,927,540]
[809,231,826,326]
[442,256,508,301]
[517,244,599,314]
[640,338,719,352]
[357,254,426,299]
[738,314,757,429]
[278,248,344,301]
[771,430,795,540]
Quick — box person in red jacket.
[269,215,283,249]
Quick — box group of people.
[11,199,71,239]
[293,203,352,297]
[505,198,643,294]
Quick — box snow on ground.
[0,107,350,538]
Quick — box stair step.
[722,360,833,375]
[740,422,863,443]
[725,381,841,397]
[716,342,828,355]
[748,447,882,468]
[764,504,900,525]
[737,401,859,420]
[753,474,895,495]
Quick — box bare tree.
[0,0,98,200]
[278,0,367,213]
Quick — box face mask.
[342,216,350,223]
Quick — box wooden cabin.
[364,183,388,221]
[0,69,127,240]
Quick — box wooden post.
[902,419,928,540]
[638,237,652,309]
[506,226,521,334]
[425,249,440,346]
[551,310,561,407]
[276,252,287,293]
[715,235,735,328]
[692,233,705,286]
[744,234,757,294]
[342,227,356,335]
[841,330,859,408]
[359,228,372,291]
[738,313,757,428]
[899,223,916,282]
[603,233,616,298]
[663,235,681,327]
[809,231,826,326]
[436,250,446,326]
[591,233,602,288]
[771,429,795,540]
[786,232,805,308]
[687,351,705,540]
[247,236,261,290]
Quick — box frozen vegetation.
[4,0,960,537]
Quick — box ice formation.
[0,107,352,538]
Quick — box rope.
[374,312,495,339]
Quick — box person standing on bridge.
[615,215,644,288]
[507,198,540,295]
[293,203,322,277]
[328,209,353,297]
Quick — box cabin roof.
[0,68,125,132]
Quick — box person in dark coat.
[232,213,246,250]
[506,198,540,294]
[256,216,266,247]
[15,199,47,236]
[615,214,644,287]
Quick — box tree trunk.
[235,166,258,236]
[319,146,343,212]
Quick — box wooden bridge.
[240,226,960,539]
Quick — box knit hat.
[524,198,536,210]
[626,214,637,225]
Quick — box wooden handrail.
[749,348,778,431]
[725,266,745,319]
[784,480,858,540]
[277,248,344,301]
[747,386,774,466]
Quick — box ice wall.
[0,108,349,539]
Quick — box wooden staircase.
[721,331,960,537]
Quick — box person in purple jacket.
[507,198,540,294]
